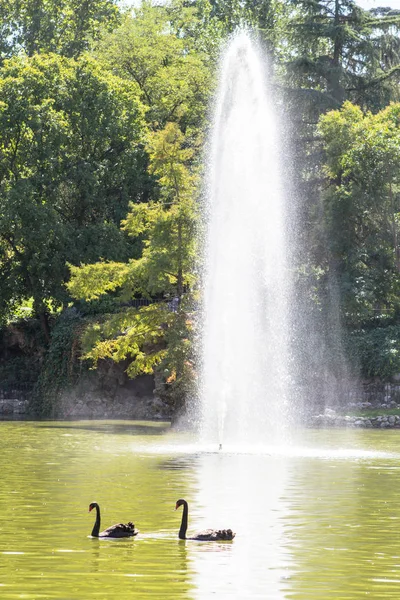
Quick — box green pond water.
[1,421,400,599]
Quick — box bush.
[32,309,88,416]
[347,325,400,379]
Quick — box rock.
[324,408,336,416]
[0,398,28,416]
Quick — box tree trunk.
[389,181,400,272]
[329,0,345,103]
[176,215,183,301]
[34,299,51,344]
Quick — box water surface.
[1,421,400,599]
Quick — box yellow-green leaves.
[92,3,214,130]
[81,303,173,374]
[1,0,120,59]
[319,101,400,185]
[146,123,197,199]
[121,122,199,297]
[67,262,130,301]
[318,101,400,320]
[0,52,146,320]
[67,120,199,391]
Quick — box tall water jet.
[200,32,292,448]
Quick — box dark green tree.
[318,101,400,324]
[68,122,199,417]
[284,0,400,112]
[92,1,215,131]
[0,52,147,335]
[0,0,119,61]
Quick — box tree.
[205,0,283,42]
[318,101,400,325]
[0,52,147,334]
[67,123,199,416]
[92,1,215,131]
[0,0,119,61]
[276,1,400,336]
[283,0,400,112]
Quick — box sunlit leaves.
[0,0,120,60]
[68,121,199,400]
[82,303,172,372]
[0,52,146,320]
[92,2,214,130]
[67,262,131,301]
[122,123,199,297]
[318,102,400,320]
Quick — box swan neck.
[91,504,101,537]
[179,501,188,540]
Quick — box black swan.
[175,498,235,541]
[88,502,138,538]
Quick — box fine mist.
[199,32,292,447]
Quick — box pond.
[1,421,400,599]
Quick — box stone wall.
[2,369,400,423]
[0,389,29,418]
[310,410,400,428]
[56,370,171,420]
[0,361,172,420]
[307,377,400,429]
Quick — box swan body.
[88,502,138,538]
[175,498,235,541]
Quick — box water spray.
[200,31,290,446]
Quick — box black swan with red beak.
[175,498,235,541]
[88,502,138,538]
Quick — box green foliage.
[32,309,88,416]
[92,1,215,130]
[279,0,400,255]
[347,326,400,378]
[3,0,400,415]
[68,262,131,302]
[68,123,199,302]
[206,0,284,43]
[80,303,170,375]
[0,52,147,324]
[318,102,400,322]
[0,319,44,394]
[68,121,199,412]
[0,0,119,60]
[0,355,41,392]
[283,0,400,110]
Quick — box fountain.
[200,32,293,448]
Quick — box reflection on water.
[1,422,400,599]
[193,452,290,599]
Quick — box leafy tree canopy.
[68,122,198,409]
[318,101,400,323]
[282,0,400,113]
[92,0,216,130]
[0,52,147,329]
[0,0,119,60]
